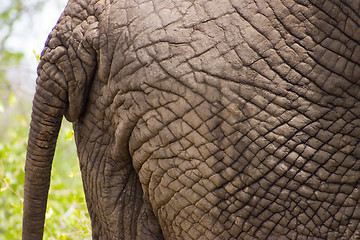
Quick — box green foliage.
[0,94,91,239]
[0,94,29,239]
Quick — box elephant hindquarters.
[130,95,250,239]
[129,83,360,239]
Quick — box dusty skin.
[23,0,360,239]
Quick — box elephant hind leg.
[81,152,164,239]
[75,119,164,239]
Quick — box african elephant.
[23,0,360,239]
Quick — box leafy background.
[0,0,91,239]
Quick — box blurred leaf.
[8,93,16,106]
[69,172,80,178]
[60,234,68,240]
[3,176,10,184]
[65,129,74,142]
[0,50,24,65]
[33,50,40,62]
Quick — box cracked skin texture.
[22,0,360,239]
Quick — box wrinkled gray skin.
[23,0,360,239]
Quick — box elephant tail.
[22,78,65,239]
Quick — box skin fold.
[23,0,360,239]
